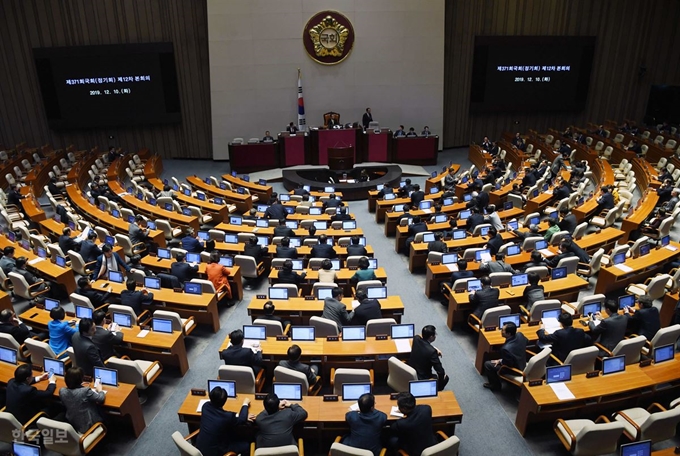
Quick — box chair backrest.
[472,223,492,236]
[67,250,89,276]
[274,365,310,394]
[234,255,259,278]
[556,256,579,275]
[310,316,339,337]
[427,252,444,264]
[332,368,372,395]
[355,280,383,296]
[8,272,32,300]
[158,273,181,289]
[649,324,680,349]
[421,435,461,456]
[0,411,23,444]
[572,421,625,455]
[387,356,418,392]
[461,248,483,260]
[153,310,183,332]
[549,230,570,246]
[528,299,561,322]
[645,274,672,300]
[70,292,95,310]
[23,338,58,369]
[521,236,544,251]
[611,335,647,364]
[106,357,145,388]
[37,417,99,455]
[172,430,203,456]
[346,256,364,268]
[311,282,339,295]
[575,294,607,314]
[108,304,139,325]
[218,365,256,394]
[524,266,549,279]
[524,347,551,381]
[480,305,511,327]
[639,406,680,443]
[329,442,373,456]
[254,445,300,456]
[365,318,397,337]
[253,318,284,337]
[563,346,599,375]
[489,272,512,287]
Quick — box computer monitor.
[409,380,438,398]
[534,240,548,250]
[661,235,670,247]
[463,194,472,202]
[0,346,17,364]
[391,324,415,339]
[422,233,435,243]
[620,440,651,456]
[207,380,237,398]
[142,276,160,290]
[475,249,490,262]
[602,355,626,375]
[430,187,439,194]
[529,216,540,226]
[186,253,201,264]
[459,210,471,219]
[330,259,341,269]
[511,273,528,287]
[315,287,335,300]
[367,258,378,269]
[183,188,191,196]
[44,357,65,376]
[507,220,519,231]
[309,207,323,215]
[392,204,404,212]
[44,298,59,311]
[288,259,303,270]
[653,344,675,364]
[499,314,521,328]
[146,221,157,230]
[111,209,120,218]
[219,256,234,267]
[342,220,357,230]
[256,219,269,228]
[342,383,372,401]
[242,175,250,182]
[127,215,135,223]
[257,204,269,212]
[94,366,118,386]
[551,267,567,280]
[504,201,513,210]
[164,203,173,211]
[268,287,289,300]
[184,282,202,295]
[639,243,651,256]
[75,305,93,320]
[230,216,243,227]
[442,253,457,264]
[582,302,602,317]
[366,286,387,299]
[618,294,636,309]
[442,198,454,206]
[542,309,562,320]
[112,312,132,328]
[36,246,47,259]
[419,200,433,210]
[12,442,41,456]
[376,184,384,191]
[196,192,206,201]
[108,270,123,283]
[225,234,238,244]
[285,220,299,230]
[506,245,521,257]
[273,383,302,401]
[152,318,174,334]
[546,364,571,384]
[157,248,171,259]
[478,226,489,236]
[453,230,467,240]
[197,231,210,241]
[313,221,327,230]
[290,326,315,341]
[6,231,15,242]
[279,194,290,202]
[105,235,116,247]
[243,325,267,341]
[55,255,66,267]
[324,186,335,193]
[467,279,482,292]
[613,252,626,265]
[434,214,448,223]
[236,188,245,195]
[342,326,366,341]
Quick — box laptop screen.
[479,226,490,236]
[44,357,65,376]
[256,236,270,246]
[310,207,323,215]
[103,235,115,247]
[551,267,567,279]
[207,380,236,397]
[366,287,387,299]
[186,253,201,264]
[639,243,650,256]
[184,282,202,295]
[0,346,17,364]
[230,216,242,225]
[542,309,561,320]
[618,294,635,309]
[582,302,602,317]
[620,440,651,456]
[511,274,528,287]
[197,231,210,241]
[273,383,302,401]
[342,326,366,341]
[475,249,490,261]
[409,380,438,398]
[613,252,626,265]
[152,318,173,334]
[113,312,132,328]
[108,270,123,283]
[453,230,467,240]
[44,298,59,311]
[342,220,357,230]
[243,325,267,340]
[291,326,315,341]
[144,276,161,290]
[442,198,454,206]
[12,442,41,456]
[534,240,548,250]
[419,200,433,210]
[158,248,171,259]
[422,233,435,243]
[147,221,156,230]
[316,287,335,300]
[268,287,289,300]
[467,279,482,292]
[342,383,371,401]
[506,245,521,256]
[285,220,299,229]
[391,324,415,339]
[602,355,626,375]
[546,365,571,384]
[256,218,269,228]
[442,253,457,264]
[75,306,93,320]
[55,255,66,267]
[459,210,471,219]
[507,220,519,231]
[653,344,675,364]
[661,235,670,247]
[498,314,521,328]
[434,214,448,223]
[257,205,269,212]
[219,256,234,267]
[94,367,118,386]
[36,247,47,258]
[367,258,378,269]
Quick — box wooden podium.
[328,147,354,170]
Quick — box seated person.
[522,272,545,312]
[0,309,31,344]
[76,276,111,309]
[278,344,319,386]
[181,227,205,253]
[59,367,106,433]
[389,393,437,455]
[322,287,353,330]
[405,127,418,137]
[404,216,427,252]
[59,227,81,255]
[480,252,517,274]
[13,256,48,294]
[275,237,298,259]
[6,364,57,424]
[350,257,377,284]
[310,235,337,259]
[522,250,547,271]
[92,310,124,361]
[485,227,503,256]
[94,244,130,280]
[482,321,528,391]
[625,294,661,341]
[206,251,232,300]
[196,387,253,456]
[317,258,337,283]
[427,232,448,253]
[220,329,263,374]
[544,218,560,242]
[331,207,352,222]
[273,219,295,238]
[351,290,382,326]
[277,259,307,286]
[343,393,387,456]
[589,299,627,356]
[120,279,154,315]
[442,259,474,294]
[80,230,102,263]
[48,306,77,358]
[407,325,449,391]
[170,252,199,284]
[255,394,308,449]
[536,312,591,363]
[346,236,367,256]
[470,276,500,318]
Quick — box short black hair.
[528,272,540,286]
[318,234,327,244]
[65,367,84,389]
[421,325,436,339]
[126,278,137,291]
[638,295,653,308]
[279,218,286,226]
[280,237,290,247]
[93,310,106,325]
[530,251,543,263]
[15,257,27,268]
[457,259,468,270]
[351,236,360,245]
[264,393,280,414]
[79,318,94,335]
[358,393,375,414]
[355,290,367,302]
[50,306,65,321]
[282,259,293,271]
[175,252,185,262]
[263,301,275,315]
[287,344,302,361]
[558,312,573,327]
[604,299,618,314]
[77,277,90,289]
[322,259,332,270]
[14,364,32,383]
[503,321,517,336]
[480,276,491,286]
[331,287,343,299]
[210,386,228,407]
[358,257,369,270]
[3,246,14,256]
[229,329,244,345]
[102,244,112,253]
[0,309,12,323]
[396,392,416,414]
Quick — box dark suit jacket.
[344,409,387,456]
[346,245,368,256]
[264,204,288,220]
[244,244,268,263]
[77,287,111,308]
[546,251,577,268]
[390,405,437,456]
[629,307,661,340]
[0,321,30,344]
[275,246,298,259]
[196,402,249,456]
[537,326,592,362]
[487,234,504,255]
[278,359,317,385]
[324,199,342,208]
[597,192,615,210]
[277,269,306,285]
[427,240,448,253]
[255,404,308,448]
[450,270,474,284]
[351,299,382,326]
[59,235,80,254]
[120,289,154,315]
[589,314,627,352]
[171,261,199,284]
[92,326,124,360]
[6,377,56,424]
[94,252,130,279]
[410,191,425,206]
[466,213,485,232]
[322,298,353,329]
[476,191,490,209]
[522,172,537,188]
[220,344,262,372]
[501,333,528,370]
[407,222,427,239]
[554,185,571,201]
[310,243,337,259]
[273,226,295,238]
[72,332,105,376]
[470,287,500,318]
[181,236,203,253]
[407,335,445,380]
[362,112,373,129]
[558,214,578,234]
[80,240,102,263]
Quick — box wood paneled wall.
[0,0,211,159]
[444,0,680,148]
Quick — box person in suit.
[485,205,504,231]
[292,184,309,196]
[129,215,154,253]
[278,344,319,386]
[466,207,485,233]
[264,200,287,220]
[71,318,105,376]
[398,178,415,196]
[421,126,431,137]
[255,394,308,449]
[442,259,474,293]
[13,256,48,293]
[181,227,204,253]
[310,235,337,259]
[427,232,448,254]
[7,184,25,208]
[80,230,102,263]
[262,131,274,142]
[537,312,592,363]
[351,290,382,326]
[404,216,427,253]
[480,253,517,274]
[481,136,492,151]
[0,309,31,344]
[595,186,616,213]
[220,329,263,374]
[286,122,298,134]
[48,176,65,196]
[322,287,353,330]
[346,236,367,256]
[553,180,572,202]
[91,310,124,361]
[59,227,81,254]
[244,236,268,263]
[205,251,232,301]
[558,208,578,235]
[410,184,425,206]
[470,276,500,318]
[589,300,627,355]
[120,279,154,315]
[562,239,590,264]
[485,227,504,256]
[663,188,680,212]
[394,125,406,137]
[511,132,524,149]
[594,125,606,136]
[94,244,130,280]
[273,219,295,238]
[331,207,352,222]
[546,242,578,268]
[343,393,387,456]
[522,272,545,312]
[6,364,57,424]
[625,294,661,340]
[196,387,253,456]
[407,325,449,391]
[275,237,298,259]
[483,322,528,390]
[389,393,438,455]
[550,153,568,181]
[76,277,111,308]
[406,127,418,137]
[59,367,106,434]
[170,252,198,284]
[362,108,373,129]
[323,194,342,209]
[277,259,307,286]
[260,301,283,324]
[0,246,16,274]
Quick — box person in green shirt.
[350,257,376,284]
[544,218,560,242]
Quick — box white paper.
[421,208,433,214]
[394,339,411,353]
[76,226,91,242]
[28,258,44,265]
[665,245,678,252]
[351,300,360,309]
[539,249,555,257]
[445,263,459,272]
[137,330,149,338]
[549,382,576,400]
[590,319,601,327]
[252,228,259,233]
[480,252,492,262]
[615,264,633,273]
[349,402,360,412]
[542,317,560,334]
[390,406,404,418]
[196,399,209,412]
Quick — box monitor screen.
[273,383,302,401]
[324,186,335,193]
[316,287,334,300]
[184,282,202,295]
[6,231,15,242]
[144,276,161,289]
[94,366,118,386]
[419,201,433,210]
[475,249,490,261]
[207,380,237,397]
[542,309,561,320]
[422,233,435,243]
[613,252,626,265]
[0,346,17,364]
[442,253,457,264]
[602,355,626,375]
[342,383,371,401]
[44,298,59,311]
[230,216,242,225]
[55,255,66,267]
[661,235,670,247]
[219,256,234,267]
[582,302,601,317]
[12,442,41,456]
[182,208,192,216]
[164,203,173,211]
[214,197,225,205]
[290,326,315,341]
[534,240,547,250]
[146,221,156,230]
[197,231,210,241]
[479,226,490,236]
[225,234,238,244]
[376,184,384,191]
[620,440,651,456]
[157,248,171,259]
[367,258,378,269]
[434,214,448,223]
[257,205,269,212]
[285,220,299,229]
[330,259,340,269]
[551,267,567,279]
[391,324,415,339]
[279,194,290,201]
[639,243,650,256]
[256,219,269,228]
[467,279,482,292]
[75,306,93,320]
[37,246,47,258]
[453,230,467,240]
[287,237,301,248]
[653,344,675,364]
[342,221,357,230]
[392,204,404,212]
[530,216,540,226]
[409,380,438,398]
[268,287,289,300]
[511,273,528,287]
[430,187,439,194]
[459,210,471,219]
[108,270,123,283]
[113,312,132,328]
[342,326,366,341]
[366,287,387,299]
[291,259,304,270]
[442,198,454,206]
[546,365,571,384]
[152,318,173,334]
[243,325,267,340]
[499,313,521,328]
[506,245,521,256]
[44,357,65,376]
[111,209,120,218]
[463,194,472,202]
[313,221,327,230]
[186,253,201,264]
[105,235,116,247]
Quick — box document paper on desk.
[539,249,555,257]
[666,245,678,252]
[445,263,459,272]
[196,399,209,412]
[549,383,575,400]
[390,406,404,418]
[394,339,411,353]
[541,317,560,334]
[351,300,360,310]
[136,330,149,338]
[614,264,633,273]
[28,258,44,265]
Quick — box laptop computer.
[661,235,670,247]
[342,220,357,230]
[290,326,315,341]
[157,248,171,259]
[243,325,267,341]
[289,259,303,270]
[612,252,626,265]
[152,318,173,334]
[324,186,335,193]
[279,194,291,201]
[618,294,635,309]
[653,344,675,364]
[285,220,299,229]
[108,270,123,283]
[434,214,448,223]
[507,220,519,231]
[498,313,521,328]
[620,440,651,456]
[219,256,234,267]
[511,273,528,287]
[442,253,457,264]
[230,216,242,225]
[44,298,59,311]
[419,201,433,210]
[551,267,567,280]
[422,233,435,243]
[546,364,571,384]
[207,380,237,397]
[582,302,602,317]
[459,209,471,219]
[602,355,626,375]
[94,366,118,386]
[313,221,327,230]
[75,305,93,320]
[639,243,651,256]
[541,309,562,320]
[105,235,116,247]
[197,231,210,241]
[391,324,415,339]
[342,326,366,341]
[144,276,161,290]
[44,357,65,376]
[225,234,238,244]
[367,258,378,269]
[112,312,132,328]
[273,383,302,401]
[36,246,47,259]
[342,383,372,401]
[442,198,454,206]
[366,287,387,299]
[256,218,269,228]
[475,249,490,262]
[268,287,289,300]
[330,259,341,269]
[0,346,17,364]
[309,207,323,215]
[12,442,41,456]
[453,230,466,240]
[409,379,438,398]
[184,282,202,295]
[467,279,482,292]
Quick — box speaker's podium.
[328,147,354,170]
[309,127,359,166]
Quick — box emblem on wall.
[303,11,355,65]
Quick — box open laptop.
[256,218,269,228]
[285,220,299,229]
[475,249,491,262]
[184,282,202,295]
[409,379,438,398]
[152,318,173,334]
[342,220,357,230]
[551,267,567,280]
[268,287,289,300]
[229,216,242,225]
[290,326,315,341]
[582,302,601,317]
[313,221,327,230]
[511,273,528,287]
[112,312,132,328]
[546,364,571,384]
[366,286,387,299]
[612,252,626,265]
[273,383,302,401]
[507,220,519,231]
[316,287,335,300]
[256,236,270,247]
[94,366,118,386]
[367,258,378,269]
[207,380,236,397]
[44,297,59,311]
[0,346,17,364]
[225,234,238,244]
[453,230,467,240]
[44,357,65,376]
[144,276,161,290]
[422,233,435,243]
[618,294,635,310]
[342,383,371,401]
[498,314,521,328]
[442,253,457,265]
[290,259,304,270]
[108,270,124,283]
[653,344,675,364]
[309,207,323,215]
[75,305,93,320]
[620,440,651,456]
[391,324,415,339]
[12,442,41,456]
[639,243,651,256]
[541,309,562,320]
[602,355,626,375]
[342,326,366,341]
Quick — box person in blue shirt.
[343,393,387,456]
[181,227,204,253]
[48,306,77,358]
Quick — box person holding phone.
[59,367,106,433]
[6,364,57,424]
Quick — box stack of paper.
[394,339,411,353]
[615,264,633,273]
[28,258,44,265]
[549,383,575,400]
[665,245,678,252]
[541,317,560,334]
[390,406,404,418]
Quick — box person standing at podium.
[362,108,373,129]
[286,122,298,134]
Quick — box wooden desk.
[223,173,272,202]
[620,191,659,243]
[0,361,146,437]
[17,308,190,375]
[18,190,46,222]
[187,176,253,213]
[213,222,364,241]
[0,290,11,312]
[661,292,680,328]
[246,295,404,325]
[376,192,442,228]
[446,276,589,330]
[24,150,65,197]
[594,243,680,294]
[268,267,387,296]
[515,356,680,435]
[147,176,233,225]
